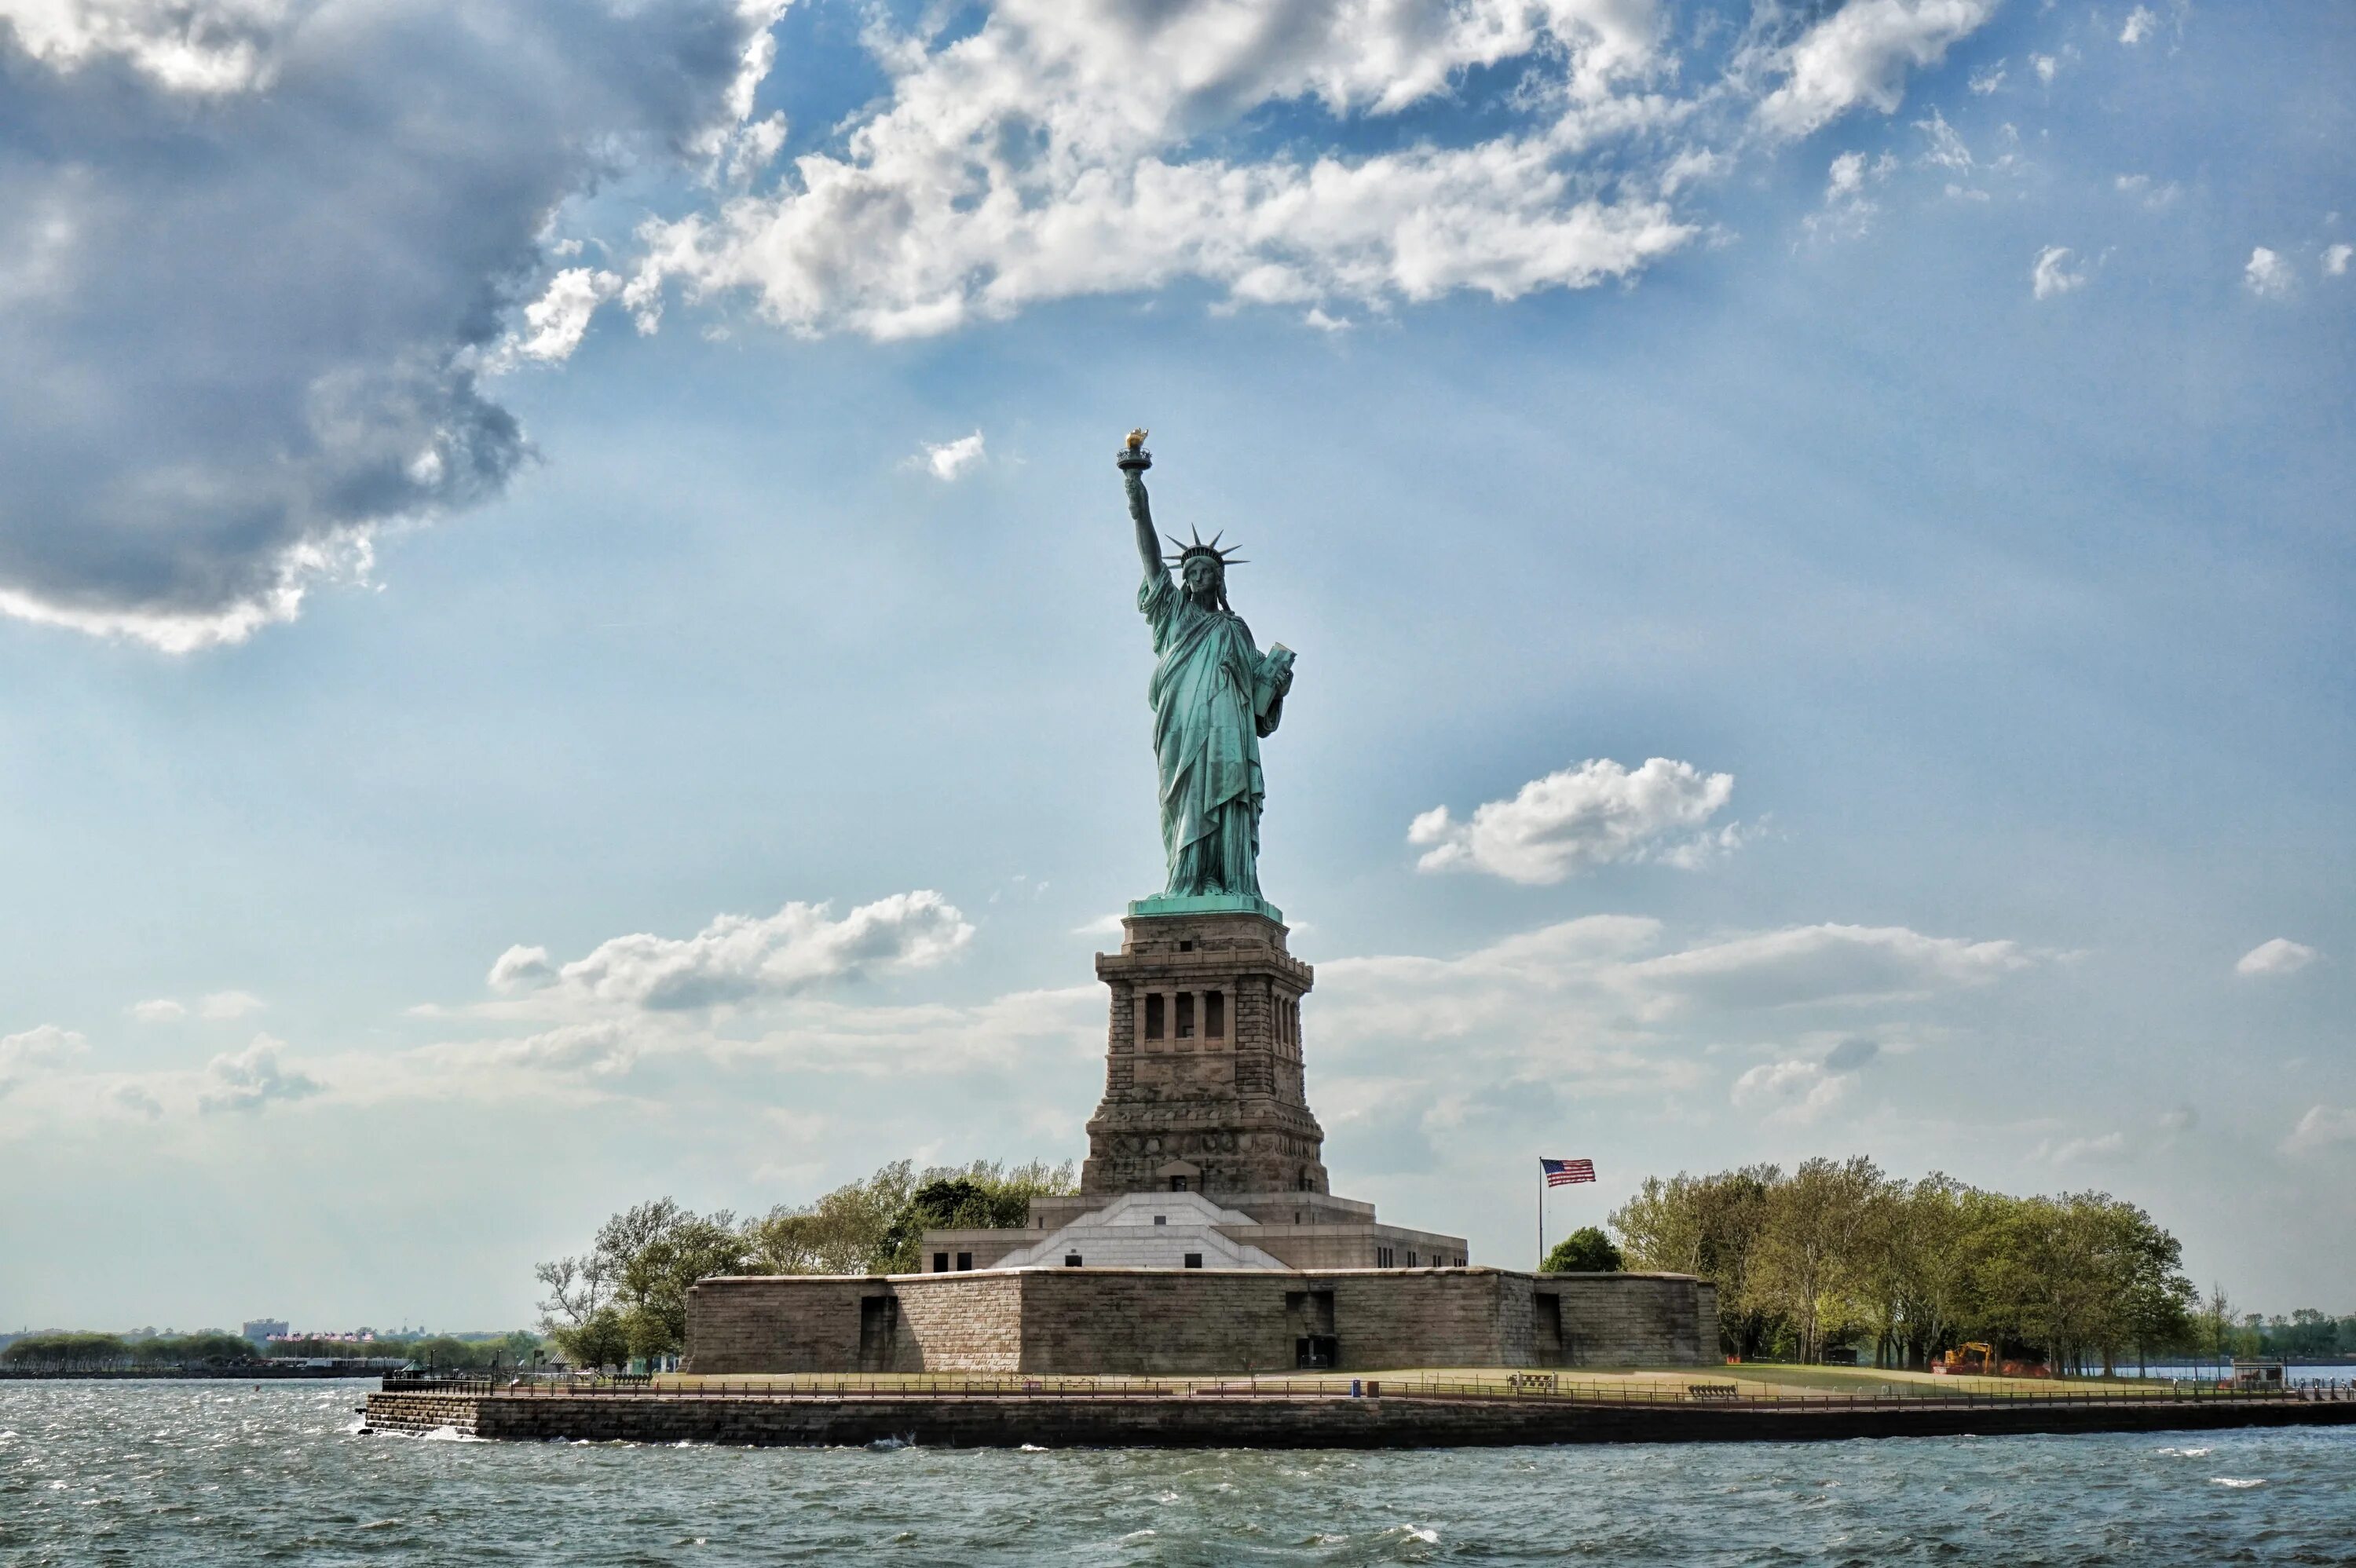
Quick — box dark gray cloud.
[1823,1036,1880,1073]
[0,0,766,648]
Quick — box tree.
[1542,1227,1623,1273]
[1612,1164,1783,1358]
[1750,1156,1886,1365]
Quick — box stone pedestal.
[1082,910,1329,1198]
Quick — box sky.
[1,0,2351,1334]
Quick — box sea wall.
[362,1389,2356,1449]
[686,1267,1717,1376]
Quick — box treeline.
[2201,1304,2356,1362]
[536,1159,1074,1369]
[2,1329,543,1371]
[1612,1157,2197,1372]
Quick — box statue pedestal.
[1126,891,1285,923]
[1083,908,1324,1198]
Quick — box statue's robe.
[1140,566,1288,897]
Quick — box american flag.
[1542,1157,1596,1187]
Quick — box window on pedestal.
[1376,1246,1396,1268]
[957,1252,972,1271]
[1183,1254,1202,1269]
[1144,993,1165,1040]
[932,1252,949,1273]
[1176,992,1194,1038]
[1170,1175,1188,1192]
[1064,1254,1083,1267]
[1205,990,1224,1038]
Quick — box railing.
[371,1369,2354,1409]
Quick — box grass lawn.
[653,1364,2179,1400]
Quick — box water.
[4,1380,2354,1564]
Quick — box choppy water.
[4,1380,2353,1565]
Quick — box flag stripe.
[1541,1157,1596,1186]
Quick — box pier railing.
[375,1369,2353,1410]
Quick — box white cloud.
[2032,244,2086,299]
[0,1024,88,1087]
[1754,0,2002,139]
[1622,923,2033,1009]
[1968,61,2005,94]
[2118,6,2157,45]
[199,990,265,1020]
[2236,938,2318,978]
[627,2,1711,340]
[2031,53,2058,84]
[130,998,188,1023]
[913,432,988,481]
[1732,1058,1850,1124]
[196,1036,320,1114]
[2043,1129,2127,1165]
[2114,174,2180,210]
[505,268,624,365]
[2244,247,2295,298]
[1807,148,1897,239]
[2323,243,2352,278]
[488,945,558,992]
[2285,1106,2356,1153]
[515,890,975,1011]
[1409,757,1738,884]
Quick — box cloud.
[506,268,625,366]
[2044,1130,2127,1165]
[2236,938,2318,978]
[2244,247,2294,298]
[2115,173,2179,210]
[913,432,987,481]
[1732,1058,1850,1123]
[487,945,558,993]
[1807,148,1895,240]
[129,998,187,1023]
[0,1024,87,1088]
[1968,61,2005,94]
[196,1036,320,1113]
[2030,53,2058,85]
[2118,6,2157,45]
[627,1,1712,342]
[2032,244,2086,299]
[109,1083,163,1120]
[1753,0,2001,139]
[2285,1106,2356,1154]
[2323,243,2352,278]
[1622,923,2033,1009]
[1408,757,1739,883]
[512,890,975,1011]
[198,990,265,1020]
[0,0,775,649]
[1823,1036,1881,1073]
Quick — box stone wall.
[364,1387,2356,1449]
[686,1267,1715,1375]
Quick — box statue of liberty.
[1118,432,1295,909]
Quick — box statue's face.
[1183,555,1221,596]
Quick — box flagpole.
[1536,1159,1544,1271]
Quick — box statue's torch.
[1118,428,1152,473]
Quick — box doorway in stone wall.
[858,1296,898,1372]
[1533,1292,1566,1367]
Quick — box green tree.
[1541,1227,1623,1273]
[1612,1164,1783,1358]
[1750,1156,1886,1365]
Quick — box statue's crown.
[1164,525,1246,571]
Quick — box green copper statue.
[1119,431,1295,914]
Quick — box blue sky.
[1,0,2351,1332]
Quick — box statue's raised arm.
[1119,429,1163,580]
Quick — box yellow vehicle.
[1933,1343,1996,1376]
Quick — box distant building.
[242,1318,290,1345]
